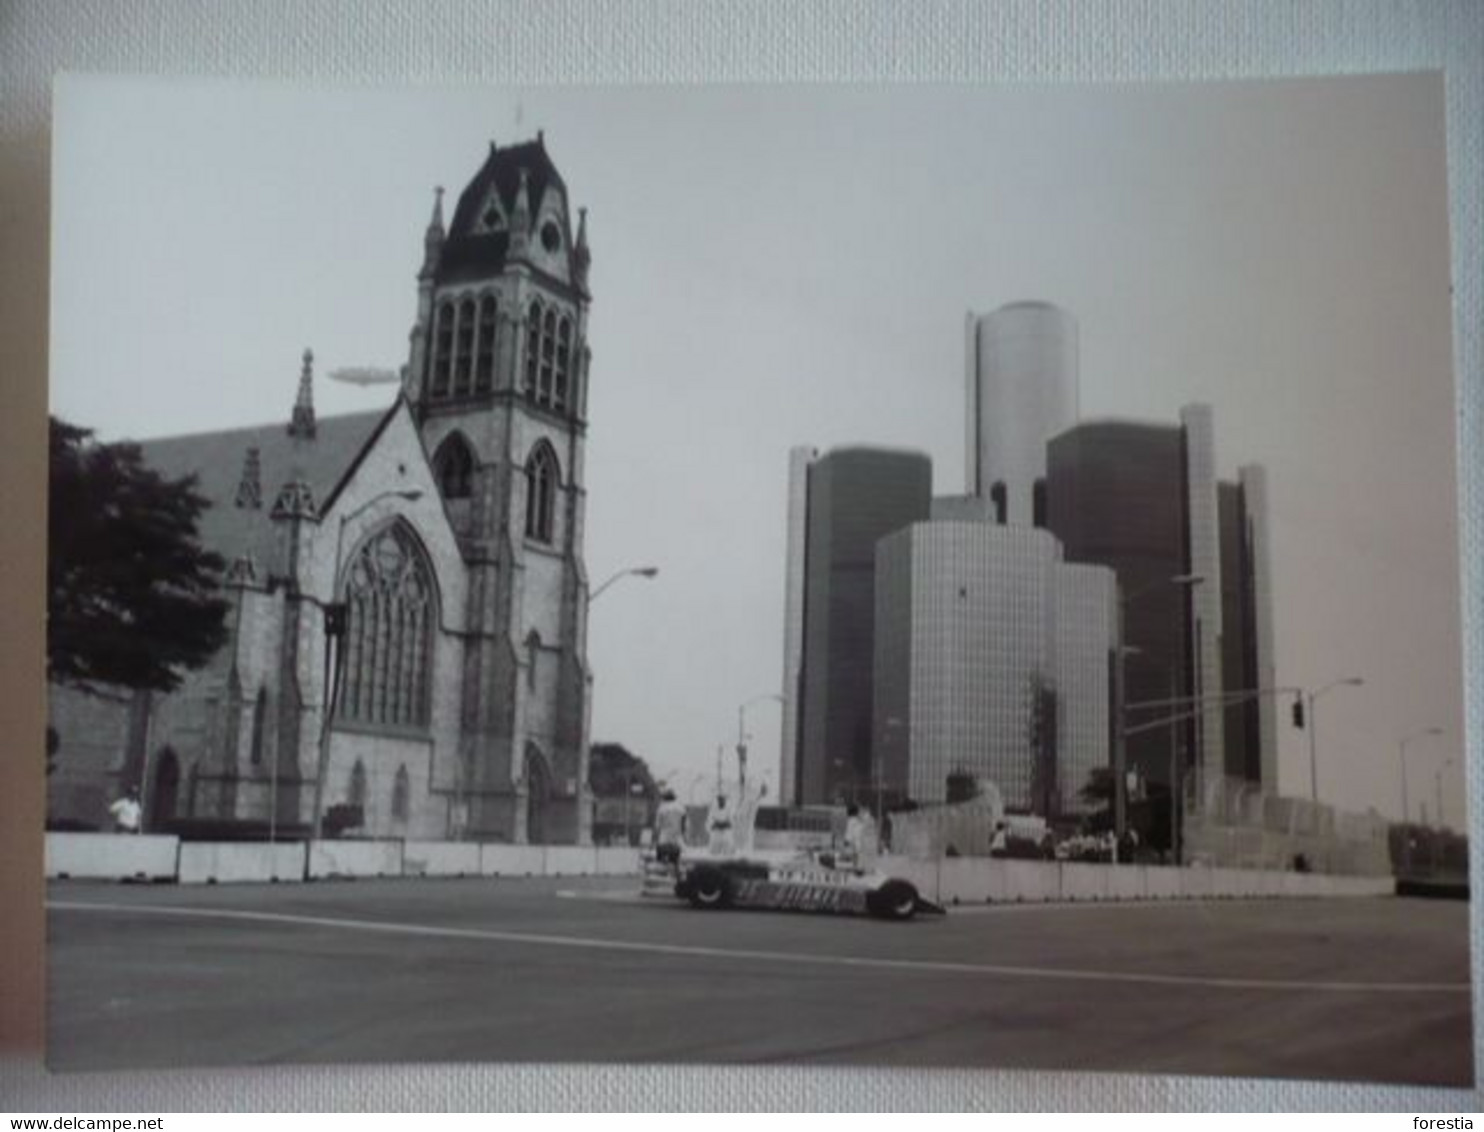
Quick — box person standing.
[109,786,142,834]
[653,789,687,870]
[841,804,866,867]
[706,794,735,857]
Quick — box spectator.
[109,786,142,834]
[653,789,687,870]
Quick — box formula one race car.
[671,853,946,920]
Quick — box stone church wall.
[47,684,133,828]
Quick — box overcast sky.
[52,73,1461,823]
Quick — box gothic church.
[48,135,596,845]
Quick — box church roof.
[438,135,569,285]
[135,409,387,574]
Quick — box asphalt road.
[45,877,1473,1084]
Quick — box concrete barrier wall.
[41,833,1399,897]
[178,842,305,884]
[878,854,942,902]
[46,832,180,880]
[401,841,480,877]
[1060,862,1111,902]
[594,847,641,876]
[1107,866,1148,901]
[544,846,599,876]
[1002,859,1058,902]
[878,856,1391,906]
[307,839,403,879]
[479,845,546,876]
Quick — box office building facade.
[873,522,1117,814]
[1046,405,1274,807]
[786,447,932,806]
[778,445,818,807]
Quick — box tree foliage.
[48,417,229,693]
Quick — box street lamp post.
[589,565,659,603]
[736,693,783,797]
[309,487,424,841]
[877,715,904,831]
[1306,677,1364,804]
[1398,725,1444,824]
[1435,755,1454,832]
[580,564,658,844]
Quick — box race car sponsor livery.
[669,853,946,920]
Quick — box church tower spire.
[288,348,316,439]
[573,206,591,292]
[508,167,531,260]
[421,186,445,278]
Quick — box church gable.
[308,399,468,623]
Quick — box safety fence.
[873,853,1394,906]
[44,832,643,884]
[45,833,1397,902]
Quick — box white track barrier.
[307,839,403,879]
[478,845,546,876]
[177,842,305,883]
[46,832,179,881]
[401,840,480,877]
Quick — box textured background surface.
[0,0,1480,1111]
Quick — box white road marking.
[555,889,648,902]
[47,899,1469,995]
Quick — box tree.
[1078,765,1116,833]
[48,417,229,693]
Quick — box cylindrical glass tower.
[965,301,1079,525]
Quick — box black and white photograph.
[42,73,1469,1085]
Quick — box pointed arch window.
[349,759,368,810]
[338,523,436,728]
[524,301,541,397]
[538,308,557,405]
[453,297,476,396]
[249,687,268,766]
[431,301,455,398]
[475,295,497,393]
[434,434,475,500]
[391,765,410,822]
[524,442,560,544]
[554,317,573,413]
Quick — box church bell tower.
[404,133,594,844]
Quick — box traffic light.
[1291,698,1305,729]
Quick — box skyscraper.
[873,522,1117,813]
[965,302,1079,525]
[778,445,818,807]
[786,447,932,805]
[1045,405,1274,814]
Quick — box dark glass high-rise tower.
[785,447,932,805]
[1046,407,1274,811]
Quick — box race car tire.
[686,865,734,909]
[867,879,920,921]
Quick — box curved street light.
[1306,676,1364,805]
[590,565,659,603]
[578,565,658,844]
[1398,725,1444,824]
